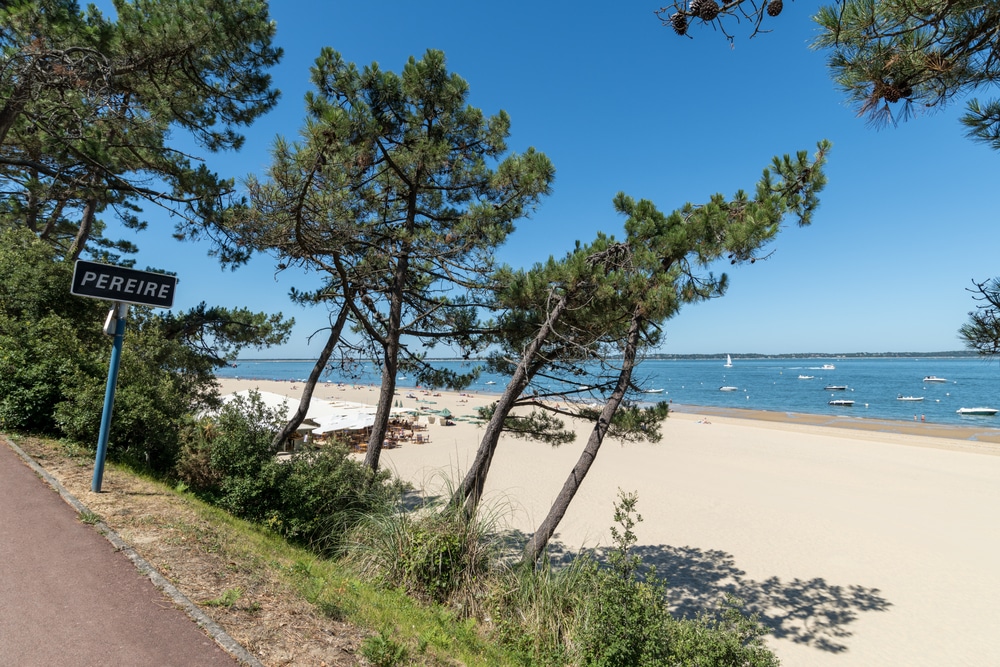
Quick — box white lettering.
[96,274,109,289]
[144,282,158,297]
[110,276,124,291]
[81,271,98,286]
[124,278,137,293]
[158,283,170,299]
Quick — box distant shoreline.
[214,376,1000,447]
[230,351,982,363]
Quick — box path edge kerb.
[4,437,265,667]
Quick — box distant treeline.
[239,350,983,363]
[646,351,980,360]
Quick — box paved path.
[0,439,249,666]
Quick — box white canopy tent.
[219,390,376,431]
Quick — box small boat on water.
[829,399,854,406]
[824,385,848,391]
[897,395,924,401]
[719,386,738,392]
[956,407,998,416]
[923,376,948,383]
[798,375,814,380]
[821,364,835,370]
[485,381,496,385]
[643,388,665,394]
[724,354,733,368]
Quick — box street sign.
[71,260,177,309]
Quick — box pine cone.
[670,12,688,35]
[876,81,901,103]
[767,0,783,16]
[698,0,720,21]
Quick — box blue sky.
[105,2,999,357]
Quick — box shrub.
[349,493,500,609]
[485,556,589,666]
[577,490,673,666]
[177,390,397,555]
[360,629,409,667]
[576,490,779,667]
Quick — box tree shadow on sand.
[537,539,891,654]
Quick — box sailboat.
[724,354,733,368]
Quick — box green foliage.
[0,0,282,258]
[485,557,590,666]
[0,225,291,469]
[349,494,500,608]
[177,391,398,555]
[577,490,779,667]
[360,629,410,667]
[202,46,556,470]
[663,598,780,667]
[959,277,1000,355]
[578,490,673,666]
[201,588,243,608]
[0,230,104,432]
[812,0,1000,138]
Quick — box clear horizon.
[94,2,997,358]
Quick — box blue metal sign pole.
[92,302,128,492]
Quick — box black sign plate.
[71,260,177,308]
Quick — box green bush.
[0,230,105,433]
[359,629,409,667]
[485,556,588,666]
[177,390,397,556]
[349,496,498,608]
[577,490,673,666]
[577,490,779,667]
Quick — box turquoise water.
[216,356,1000,429]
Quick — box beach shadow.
[626,543,891,653]
[497,533,889,652]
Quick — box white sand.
[218,378,1000,666]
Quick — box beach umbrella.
[438,408,452,418]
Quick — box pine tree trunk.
[66,194,98,261]
[363,250,409,472]
[0,77,30,148]
[453,291,570,515]
[522,308,642,566]
[269,305,349,451]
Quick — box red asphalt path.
[1,438,249,666]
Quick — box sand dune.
[217,378,1000,666]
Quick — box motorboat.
[724,354,733,368]
[956,407,998,416]
[643,388,665,394]
[829,399,854,406]
[824,385,848,391]
[923,376,947,383]
[798,375,814,380]
[485,381,496,385]
[719,386,738,392]
[821,364,835,370]
[896,395,924,401]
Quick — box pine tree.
[0,0,281,259]
[205,48,555,470]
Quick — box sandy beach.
[217,378,1000,666]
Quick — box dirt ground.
[15,437,368,667]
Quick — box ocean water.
[216,356,1000,429]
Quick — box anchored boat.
[956,407,998,416]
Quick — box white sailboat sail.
[724,354,733,368]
